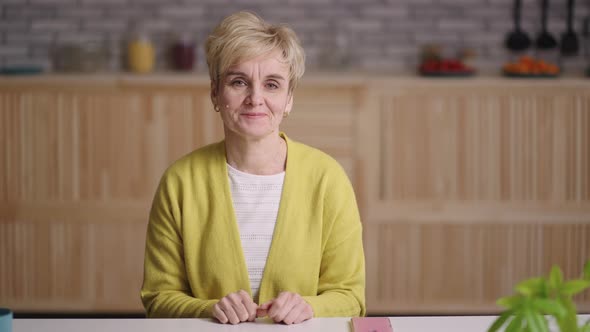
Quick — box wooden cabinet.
[0,74,589,314]
[0,80,219,311]
[359,79,590,313]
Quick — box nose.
[245,85,263,107]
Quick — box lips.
[240,112,267,118]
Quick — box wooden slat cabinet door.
[281,84,363,185]
[358,83,590,314]
[0,84,222,312]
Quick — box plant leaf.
[560,279,590,296]
[506,314,524,332]
[584,260,590,281]
[530,298,566,318]
[497,295,523,309]
[549,265,564,290]
[555,297,579,332]
[525,309,549,332]
[488,310,513,332]
[516,277,546,296]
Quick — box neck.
[224,132,287,175]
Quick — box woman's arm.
[140,171,218,318]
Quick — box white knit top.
[227,163,285,302]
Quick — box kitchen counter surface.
[12,315,590,332]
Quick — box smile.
[240,113,267,118]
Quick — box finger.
[256,308,268,318]
[257,300,273,318]
[247,306,257,321]
[246,301,257,321]
[270,293,296,322]
[258,301,273,310]
[228,293,249,322]
[213,304,228,324]
[219,298,240,324]
[293,306,313,324]
[268,292,289,318]
[238,290,257,321]
[282,302,308,325]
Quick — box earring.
[214,105,220,112]
[283,111,290,118]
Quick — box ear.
[210,80,218,106]
[285,93,294,115]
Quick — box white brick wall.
[438,20,485,31]
[0,45,27,56]
[104,7,153,19]
[29,0,77,4]
[414,32,461,44]
[59,8,105,18]
[57,32,105,43]
[4,5,57,19]
[361,7,409,18]
[31,20,78,32]
[0,20,28,31]
[80,0,128,4]
[0,0,588,72]
[83,20,127,32]
[5,33,53,43]
[159,7,205,18]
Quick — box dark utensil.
[505,0,531,51]
[536,0,558,49]
[560,0,579,56]
[583,16,589,76]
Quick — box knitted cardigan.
[141,133,365,318]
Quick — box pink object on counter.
[351,317,394,332]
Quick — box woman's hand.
[213,290,257,324]
[256,291,314,325]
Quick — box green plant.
[488,260,590,332]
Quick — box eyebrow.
[225,71,286,81]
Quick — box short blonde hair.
[205,11,305,94]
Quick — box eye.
[231,79,247,87]
[265,81,280,89]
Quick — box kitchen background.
[0,0,589,73]
[1,0,590,320]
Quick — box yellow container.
[127,37,154,74]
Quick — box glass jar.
[171,34,195,71]
[127,33,155,74]
[53,42,110,73]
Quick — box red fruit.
[420,59,440,72]
[448,60,462,71]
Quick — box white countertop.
[14,315,590,332]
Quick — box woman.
[140,11,365,325]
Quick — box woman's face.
[212,50,293,141]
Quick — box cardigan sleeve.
[140,171,218,318]
[302,167,366,317]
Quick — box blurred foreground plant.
[488,260,590,332]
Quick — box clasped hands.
[213,290,313,325]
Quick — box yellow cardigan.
[140,133,365,318]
